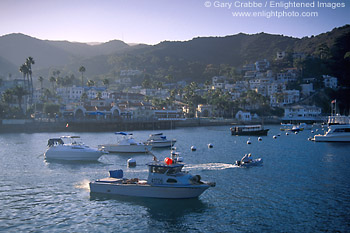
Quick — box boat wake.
[185,163,236,171]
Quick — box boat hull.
[231,129,269,136]
[312,135,350,142]
[99,144,152,153]
[45,146,104,161]
[146,140,176,148]
[89,182,209,199]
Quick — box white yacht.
[312,124,350,142]
[98,132,152,153]
[312,115,350,142]
[89,154,215,199]
[144,133,176,148]
[45,136,106,161]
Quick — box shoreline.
[0,117,322,134]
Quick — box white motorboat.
[89,154,215,199]
[98,132,152,153]
[312,124,350,142]
[45,136,106,161]
[311,114,350,142]
[234,158,263,167]
[144,133,176,148]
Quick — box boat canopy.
[47,138,64,147]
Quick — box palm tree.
[49,76,56,93]
[19,64,30,111]
[81,92,88,103]
[79,66,86,87]
[2,89,13,107]
[38,76,44,90]
[43,88,52,102]
[19,64,29,89]
[12,86,28,114]
[97,92,102,99]
[87,79,95,87]
[26,57,35,103]
[102,78,110,89]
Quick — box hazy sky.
[1,0,349,44]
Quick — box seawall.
[0,118,281,134]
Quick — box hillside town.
[0,52,339,126]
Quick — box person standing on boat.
[241,153,252,163]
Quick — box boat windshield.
[333,128,350,133]
[149,165,183,174]
[149,166,168,174]
[166,166,183,175]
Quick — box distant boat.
[98,132,152,153]
[280,123,305,132]
[230,125,269,136]
[144,133,176,148]
[45,136,105,161]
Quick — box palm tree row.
[19,57,35,106]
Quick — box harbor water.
[1,125,350,232]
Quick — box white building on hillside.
[56,86,109,104]
[235,110,251,122]
[323,75,338,89]
[212,76,228,89]
[270,89,300,107]
[301,83,314,96]
[282,105,322,121]
[255,59,270,72]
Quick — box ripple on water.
[0,126,350,232]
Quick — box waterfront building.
[0,79,25,93]
[110,92,145,103]
[56,86,84,103]
[282,105,322,121]
[56,86,109,104]
[32,89,43,103]
[196,104,214,118]
[235,110,252,122]
[140,88,170,98]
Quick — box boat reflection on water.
[90,193,208,221]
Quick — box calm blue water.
[1,125,350,232]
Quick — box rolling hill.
[0,25,349,86]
